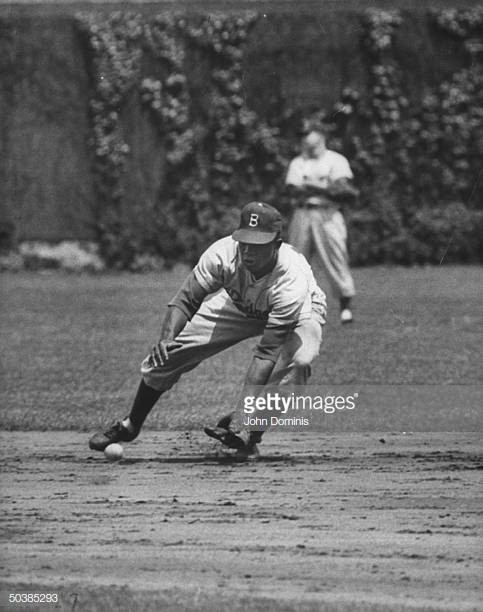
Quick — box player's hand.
[149,339,182,367]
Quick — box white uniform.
[142,237,326,391]
[286,149,356,299]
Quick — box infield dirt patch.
[1,431,481,612]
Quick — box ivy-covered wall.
[0,8,482,266]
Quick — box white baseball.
[104,443,124,461]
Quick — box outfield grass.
[1,266,482,431]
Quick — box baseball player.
[285,126,359,323]
[89,201,327,456]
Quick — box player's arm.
[237,325,292,412]
[235,275,305,415]
[248,274,307,382]
[324,177,359,201]
[243,357,275,386]
[151,271,208,366]
[285,182,308,196]
[233,325,292,417]
[244,325,293,385]
[305,177,359,201]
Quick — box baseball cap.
[232,202,282,244]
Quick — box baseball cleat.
[215,413,235,430]
[89,420,138,451]
[204,415,263,455]
[204,413,247,450]
[203,425,247,450]
[340,308,353,324]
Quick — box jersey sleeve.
[168,271,208,320]
[329,153,353,181]
[285,158,303,187]
[192,240,226,294]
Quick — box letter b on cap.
[249,213,259,227]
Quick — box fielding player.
[89,202,326,456]
[285,126,359,324]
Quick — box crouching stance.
[89,202,326,456]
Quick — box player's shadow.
[43,453,343,465]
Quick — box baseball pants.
[289,207,355,299]
[141,289,324,392]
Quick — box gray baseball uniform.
[286,149,356,299]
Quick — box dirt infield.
[1,431,481,612]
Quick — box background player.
[285,125,359,323]
[89,202,327,456]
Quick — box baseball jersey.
[286,149,353,206]
[191,236,325,328]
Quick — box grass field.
[1,266,482,431]
[0,266,482,612]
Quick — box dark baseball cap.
[232,202,282,244]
